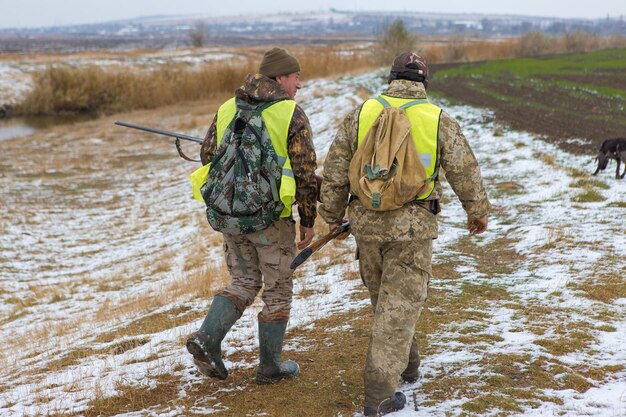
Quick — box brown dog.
[592,138,626,179]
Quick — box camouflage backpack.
[201,99,283,234]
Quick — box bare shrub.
[443,34,468,62]
[604,35,626,49]
[564,30,600,53]
[375,19,418,64]
[516,31,554,57]
[188,21,208,48]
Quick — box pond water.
[0,114,97,141]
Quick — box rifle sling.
[175,138,201,162]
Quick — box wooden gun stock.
[290,222,350,270]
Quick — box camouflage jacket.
[201,73,318,228]
[319,79,491,241]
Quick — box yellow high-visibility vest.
[357,94,442,200]
[190,98,296,218]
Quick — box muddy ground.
[430,64,626,155]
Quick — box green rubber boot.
[255,321,300,384]
[186,295,242,380]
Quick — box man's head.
[388,52,429,88]
[259,47,302,99]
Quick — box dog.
[592,138,626,179]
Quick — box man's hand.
[329,221,350,240]
[298,225,315,250]
[467,216,488,234]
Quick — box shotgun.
[114,121,203,162]
[290,222,351,270]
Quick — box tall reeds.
[17,45,377,116]
[17,33,626,117]
[18,60,253,116]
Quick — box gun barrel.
[114,121,204,144]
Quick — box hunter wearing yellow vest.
[319,52,491,416]
[356,95,442,202]
[186,48,318,386]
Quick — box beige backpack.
[349,99,431,211]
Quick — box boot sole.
[254,372,297,385]
[255,365,300,385]
[186,340,228,380]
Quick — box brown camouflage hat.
[259,48,301,78]
[389,52,428,81]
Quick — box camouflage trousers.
[219,218,296,323]
[356,237,432,409]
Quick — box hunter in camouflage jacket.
[319,75,491,414]
[201,73,318,228]
[319,79,491,269]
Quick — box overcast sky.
[1,0,624,29]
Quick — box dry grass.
[93,264,225,323]
[432,257,463,280]
[571,189,607,203]
[17,33,626,118]
[569,263,625,304]
[537,153,557,167]
[4,263,227,369]
[421,32,626,64]
[570,178,610,190]
[17,44,378,117]
[44,337,151,373]
[85,373,182,417]
[94,306,203,344]
[18,60,253,116]
[73,303,372,417]
[455,236,523,276]
[54,234,622,417]
[495,181,524,193]
[541,227,570,250]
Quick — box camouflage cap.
[389,52,428,81]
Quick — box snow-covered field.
[0,70,624,416]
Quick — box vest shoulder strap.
[375,95,430,110]
[399,98,430,109]
[375,96,391,107]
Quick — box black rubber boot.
[401,337,420,383]
[186,295,242,380]
[255,321,299,384]
[364,392,407,416]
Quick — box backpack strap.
[399,99,429,109]
[254,100,280,113]
[376,96,438,183]
[235,99,279,116]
